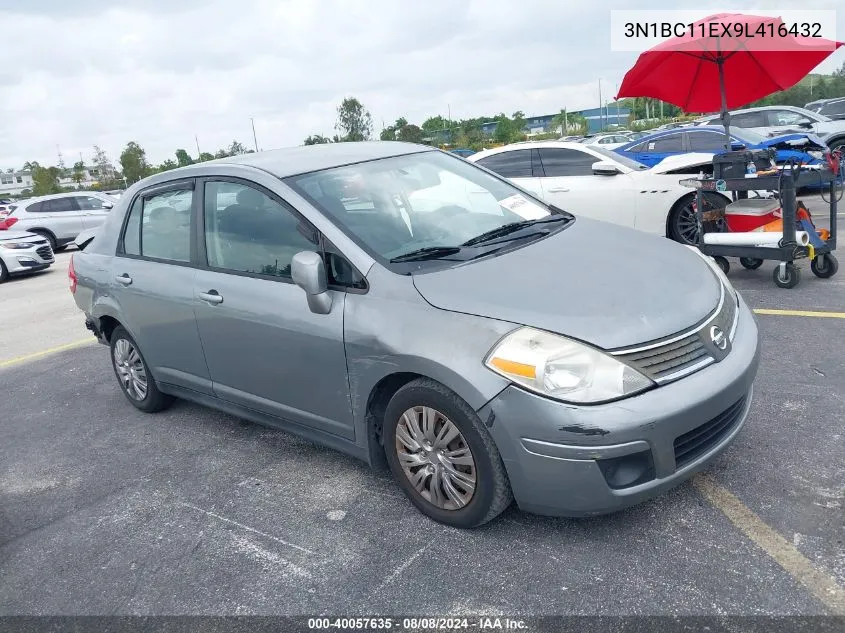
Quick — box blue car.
[615,125,827,168]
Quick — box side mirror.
[592,161,620,176]
[102,201,114,209]
[291,251,332,314]
[799,121,813,129]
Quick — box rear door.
[32,197,84,244]
[112,180,213,395]
[75,194,113,231]
[686,130,730,152]
[474,149,544,198]
[192,178,354,439]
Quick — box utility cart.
[682,161,840,289]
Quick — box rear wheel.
[383,378,512,528]
[109,326,173,413]
[810,253,838,279]
[773,262,801,289]
[668,193,727,246]
[740,257,764,270]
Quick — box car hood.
[758,132,827,151]
[411,218,722,350]
[0,230,40,242]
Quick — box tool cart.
[682,151,841,289]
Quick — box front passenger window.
[204,181,318,278]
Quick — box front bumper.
[478,294,760,517]
[1,243,55,274]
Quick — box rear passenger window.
[476,150,533,178]
[203,181,318,278]
[119,187,193,262]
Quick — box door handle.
[198,290,223,305]
[547,187,570,193]
[115,274,132,285]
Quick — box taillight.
[68,254,77,294]
[0,217,17,230]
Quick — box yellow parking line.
[754,308,845,319]
[694,474,845,615]
[0,338,96,369]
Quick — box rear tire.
[109,326,174,413]
[668,193,728,246]
[383,378,512,528]
[810,253,838,279]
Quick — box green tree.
[72,161,86,187]
[175,149,193,167]
[304,134,331,145]
[198,152,215,162]
[22,161,40,172]
[492,112,525,144]
[214,149,229,159]
[421,115,449,132]
[228,140,247,156]
[397,123,424,143]
[32,166,61,196]
[335,97,373,142]
[119,141,150,184]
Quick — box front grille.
[613,286,739,384]
[616,333,710,380]
[36,245,53,260]
[674,396,747,468]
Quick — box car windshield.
[286,150,561,264]
[728,128,767,145]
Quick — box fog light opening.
[597,451,655,489]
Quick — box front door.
[535,147,637,228]
[112,182,213,395]
[193,179,354,440]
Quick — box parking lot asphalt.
[1,209,844,615]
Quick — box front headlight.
[484,327,654,404]
[0,242,31,250]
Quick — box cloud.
[0,0,842,170]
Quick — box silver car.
[0,230,54,282]
[0,191,116,252]
[70,142,760,527]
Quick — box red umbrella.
[616,12,843,147]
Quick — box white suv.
[0,191,116,252]
[696,105,845,151]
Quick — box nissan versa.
[70,142,760,528]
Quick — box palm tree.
[22,161,40,172]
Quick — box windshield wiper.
[389,246,462,263]
[461,214,571,247]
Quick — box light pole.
[250,118,259,152]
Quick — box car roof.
[469,141,602,161]
[201,141,430,178]
[700,105,816,118]
[18,191,111,205]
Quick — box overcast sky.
[1,0,843,170]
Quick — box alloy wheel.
[394,406,477,510]
[676,203,700,245]
[113,338,148,401]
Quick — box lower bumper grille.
[36,245,53,260]
[674,396,747,468]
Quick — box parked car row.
[0,191,117,283]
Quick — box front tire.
[109,326,173,412]
[384,378,512,528]
[0,258,8,283]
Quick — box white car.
[695,105,845,151]
[468,141,732,245]
[0,230,55,283]
[578,133,634,150]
